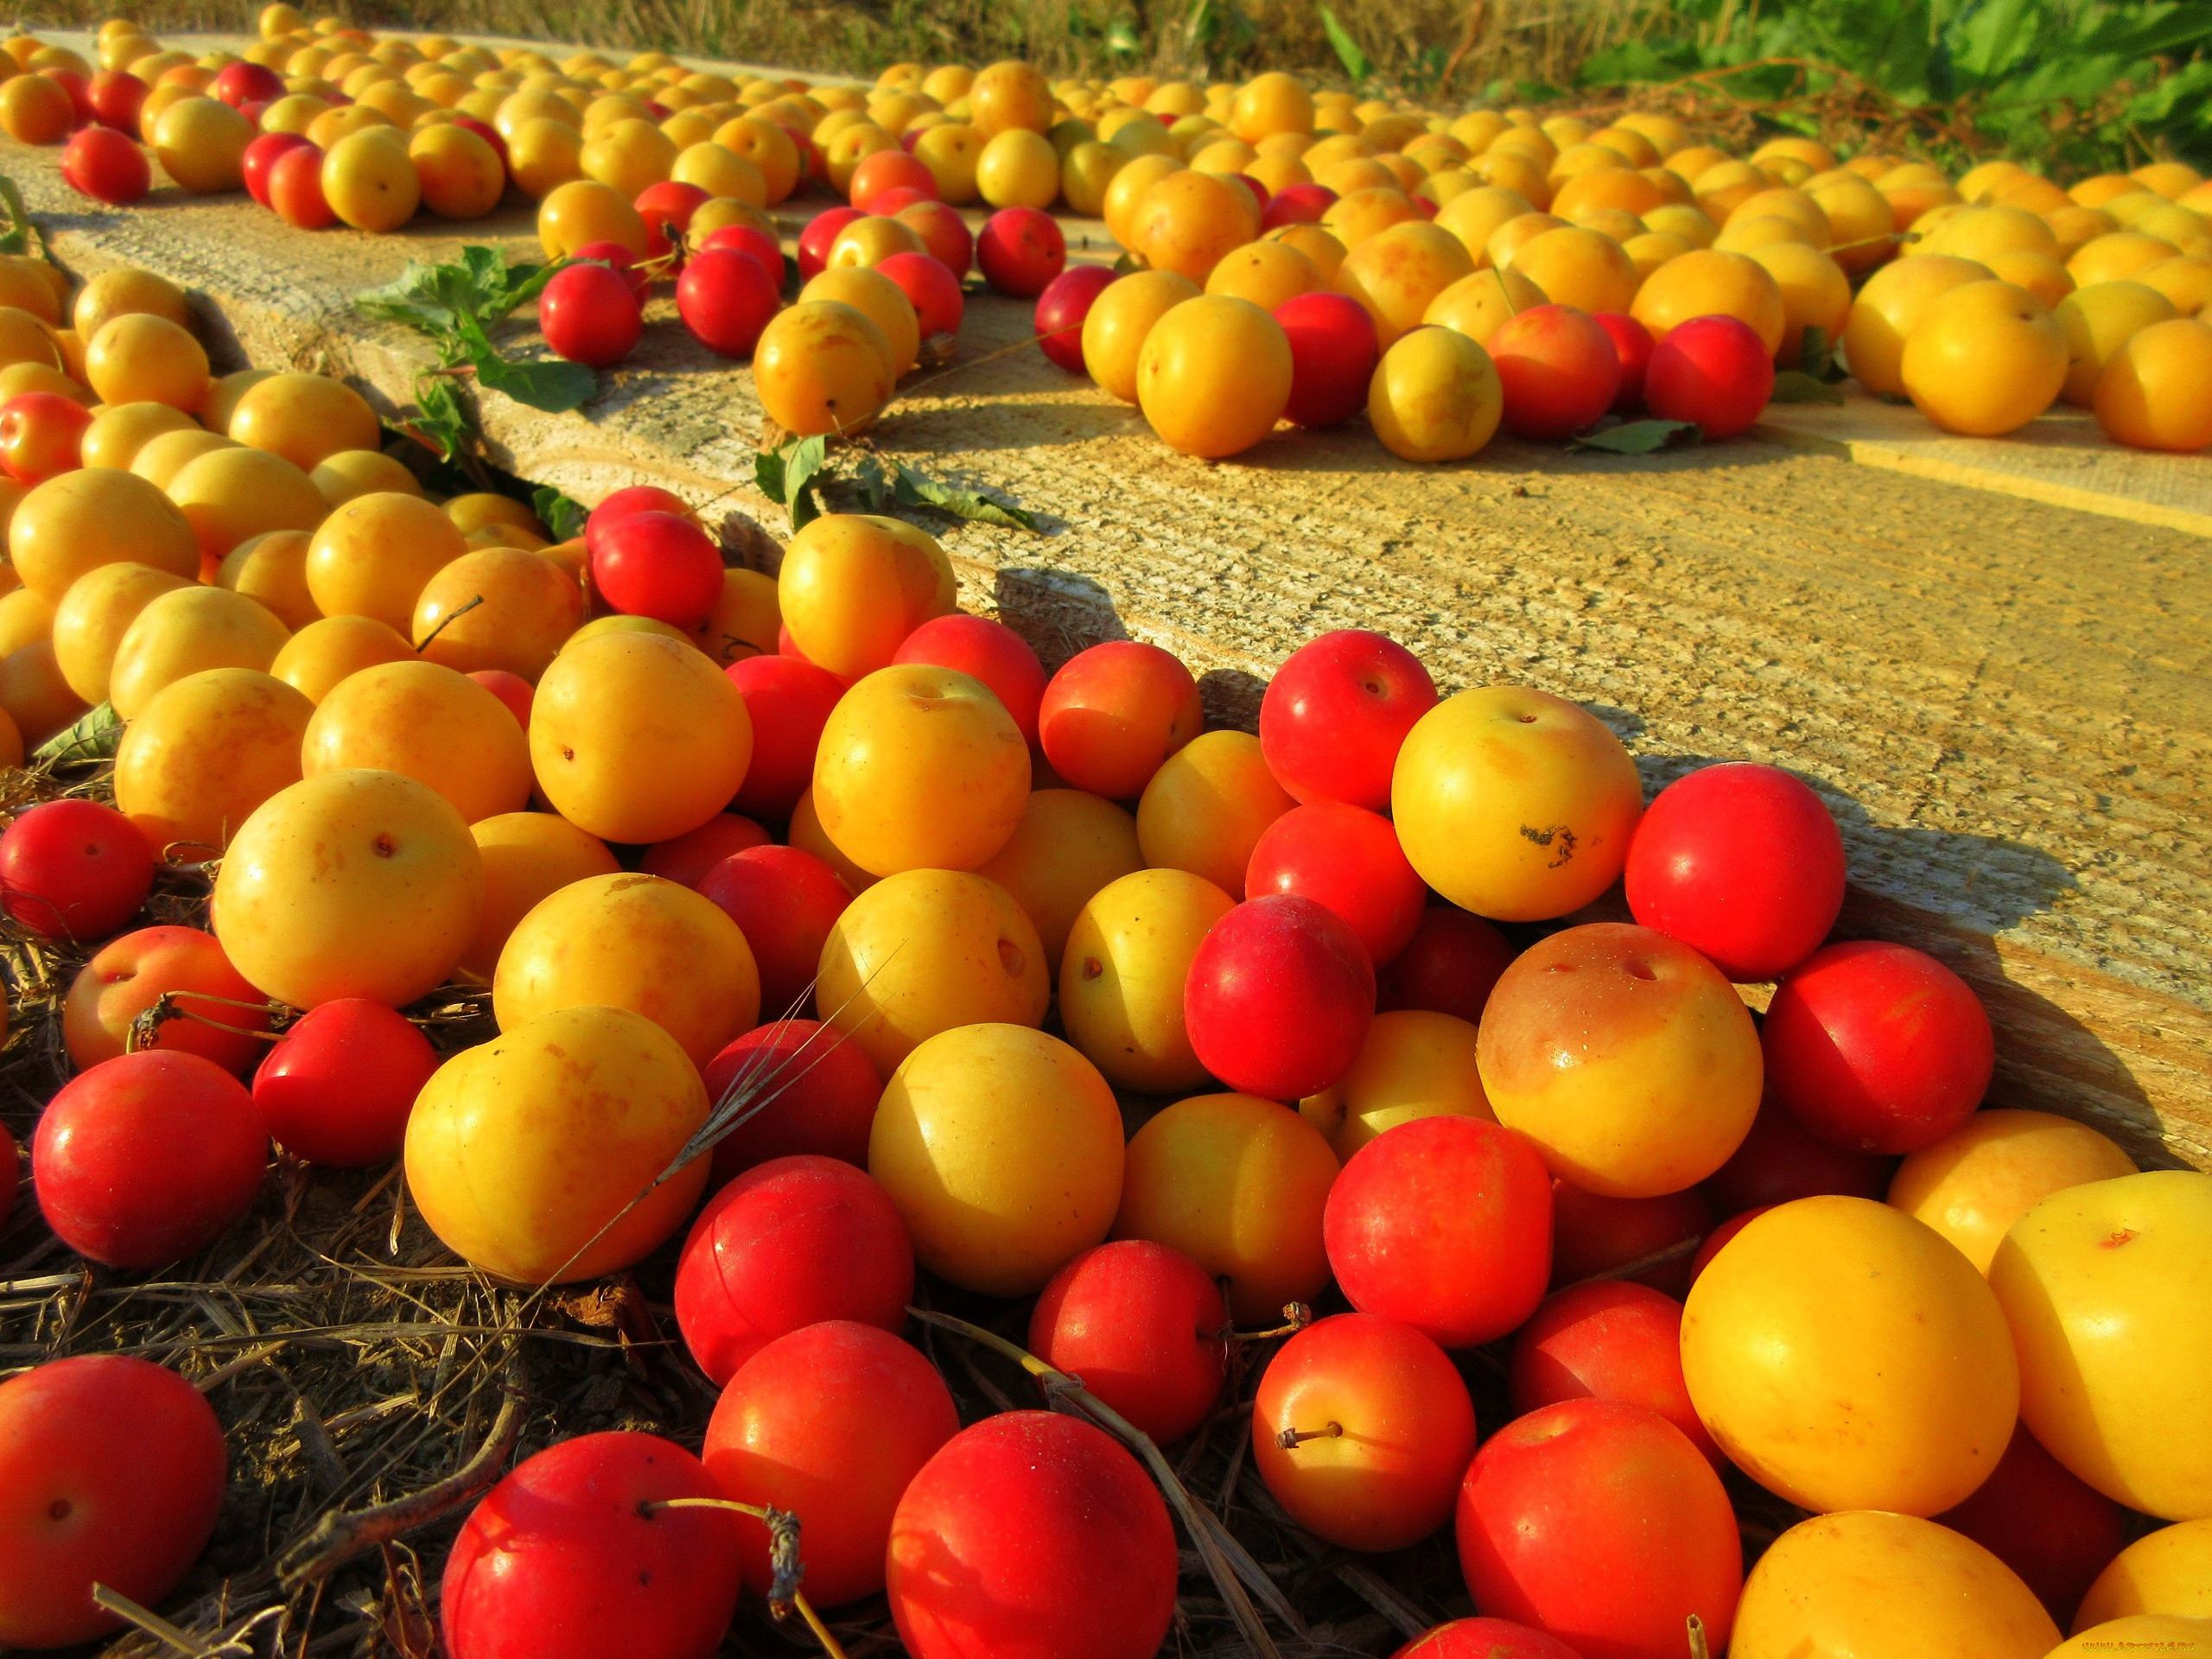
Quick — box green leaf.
[474,350,598,413]
[483,254,562,322]
[889,461,1040,531]
[532,486,589,542]
[1770,371,1847,405]
[34,702,122,767]
[756,435,830,531]
[411,374,472,465]
[0,175,36,257]
[452,313,596,412]
[853,453,892,512]
[1316,3,1374,83]
[1570,420,1702,454]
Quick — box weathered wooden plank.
[9,146,2208,1168]
[1756,394,2212,540]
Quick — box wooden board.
[8,143,2209,1169]
[1757,394,2212,539]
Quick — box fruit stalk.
[644,1497,848,1659]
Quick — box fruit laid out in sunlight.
[16,25,2203,458]
[0,41,2206,1659]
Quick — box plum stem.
[126,989,286,1056]
[642,1499,847,1659]
[413,592,486,653]
[1274,1421,1344,1449]
[1688,1613,1712,1659]
[909,1306,1293,1657]
[1226,1302,1313,1343]
[1559,1233,1704,1292]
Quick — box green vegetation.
[48,0,2210,169]
[1577,0,2212,173]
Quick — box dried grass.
[16,0,1693,97]
[1,746,1806,1659]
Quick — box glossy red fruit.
[61,124,150,206]
[0,1355,227,1651]
[1028,1239,1230,1443]
[253,998,439,1166]
[1034,264,1116,373]
[1644,313,1775,439]
[1259,627,1438,809]
[267,141,334,229]
[672,1154,914,1386]
[1254,1312,1478,1551]
[1549,1181,1713,1298]
[876,248,964,340]
[1245,801,1427,966]
[469,668,532,728]
[1489,303,1623,442]
[637,813,770,887]
[976,206,1066,297]
[888,1411,1178,1659]
[0,799,156,942]
[1393,1619,1584,1659]
[1762,939,1994,1154]
[1699,1091,1894,1214]
[1935,1420,2128,1627]
[584,484,690,556]
[0,391,93,484]
[571,238,648,298]
[1223,173,1268,216]
[849,148,938,211]
[539,260,643,367]
[87,68,148,133]
[442,1432,743,1659]
[454,114,508,172]
[63,924,267,1073]
[1036,639,1204,799]
[700,1016,880,1179]
[703,1321,957,1607]
[893,613,1047,751]
[798,205,866,280]
[211,59,284,108]
[697,224,783,283]
[1185,894,1376,1100]
[1508,1281,1722,1468]
[1624,762,1846,982]
[1377,904,1517,1027]
[698,846,853,1019]
[677,245,782,358]
[1274,290,1382,428]
[1457,1399,1743,1659]
[897,200,974,275]
[1326,1116,1554,1347]
[1261,181,1337,230]
[33,1050,265,1268]
[635,179,709,253]
[726,652,846,820]
[588,509,724,628]
[864,184,933,216]
[241,129,309,207]
[1592,311,1654,411]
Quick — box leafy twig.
[354,248,594,473]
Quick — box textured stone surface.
[14,143,2208,1166]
